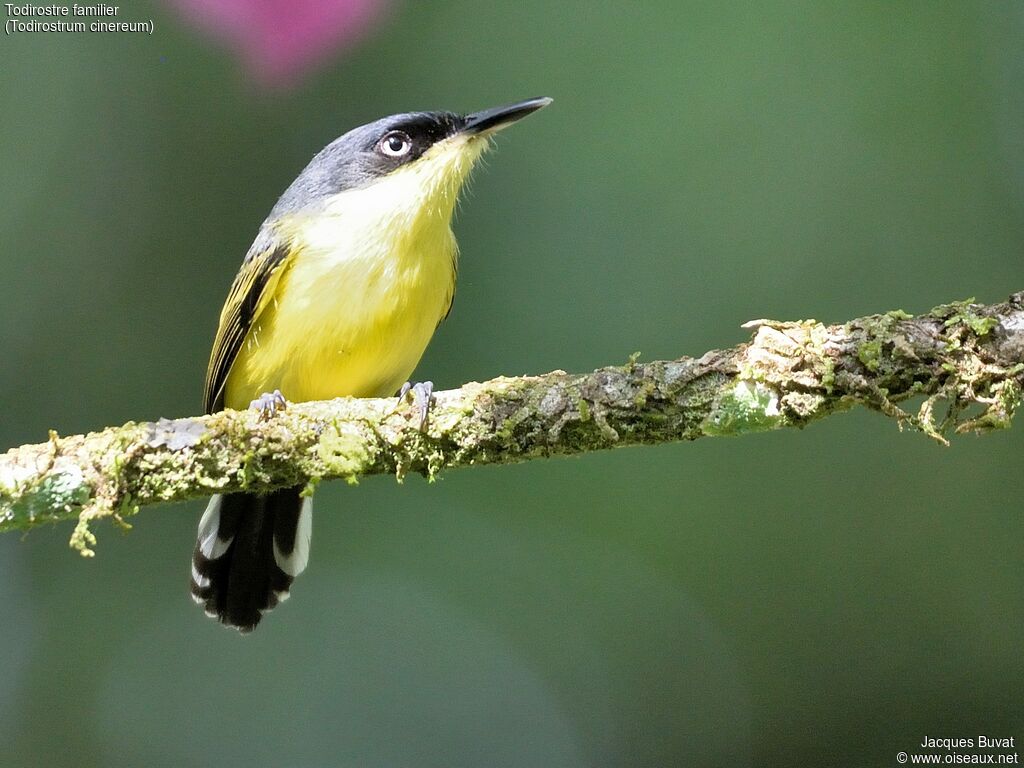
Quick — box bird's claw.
[397,381,433,431]
[250,389,287,420]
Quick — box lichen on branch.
[1,293,1021,555]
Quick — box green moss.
[633,380,656,408]
[820,357,836,394]
[423,446,448,482]
[496,417,516,441]
[939,299,999,337]
[238,450,258,489]
[857,339,883,372]
[317,427,370,483]
[70,515,99,557]
[1,467,92,532]
[963,380,1021,432]
[968,315,998,336]
[576,398,591,422]
[997,380,1022,423]
[494,399,534,442]
[945,311,997,336]
[885,309,913,320]
[701,379,785,436]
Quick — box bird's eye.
[378,131,412,158]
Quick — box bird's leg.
[250,389,287,420]
[397,381,434,431]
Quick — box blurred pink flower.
[167,0,389,88]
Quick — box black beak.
[460,97,553,136]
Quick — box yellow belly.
[223,215,457,409]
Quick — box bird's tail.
[190,486,312,632]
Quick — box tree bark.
[1,294,1021,555]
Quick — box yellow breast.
[223,179,462,408]
[223,132,486,409]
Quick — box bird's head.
[268,97,552,229]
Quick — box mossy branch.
[2,294,1022,555]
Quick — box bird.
[189,97,552,632]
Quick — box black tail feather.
[191,486,310,632]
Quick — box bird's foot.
[250,389,287,420]
[397,381,434,431]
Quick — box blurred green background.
[2,1,1023,766]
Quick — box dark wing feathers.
[203,239,291,414]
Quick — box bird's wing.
[203,236,292,414]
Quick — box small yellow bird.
[190,97,552,632]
